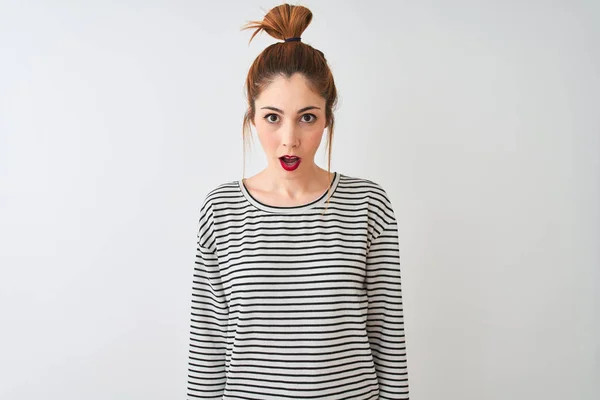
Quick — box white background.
[1,0,598,399]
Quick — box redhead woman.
[187,4,409,399]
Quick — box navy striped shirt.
[188,172,409,399]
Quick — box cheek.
[304,125,326,149]
[255,123,278,152]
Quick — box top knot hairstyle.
[240,3,339,179]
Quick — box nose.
[281,122,299,148]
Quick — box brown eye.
[301,114,316,123]
[264,114,280,123]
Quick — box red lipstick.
[279,155,301,171]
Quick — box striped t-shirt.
[188,172,409,400]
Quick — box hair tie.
[284,37,301,42]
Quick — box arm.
[365,214,410,399]
[187,202,228,399]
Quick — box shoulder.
[196,178,240,250]
[199,178,241,211]
[338,173,396,224]
[338,173,387,193]
[338,173,394,206]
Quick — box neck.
[264,163,331,200]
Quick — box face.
[253,73,327,175]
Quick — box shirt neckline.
[238,172,341,214]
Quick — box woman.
[188,4,409,399]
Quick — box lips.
[279,155,301,171]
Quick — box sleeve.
[187,199,229,400]
[365,198,410,399]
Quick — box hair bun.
[242,3,313,44]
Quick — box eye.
[264,114,280,123]
[301,114,317,123]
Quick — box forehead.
[255,73,324,107]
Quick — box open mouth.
[280,156,299,164]
[279,156,301,171]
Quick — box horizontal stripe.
[188,173,409,400]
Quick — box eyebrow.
[260,106,321,114]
